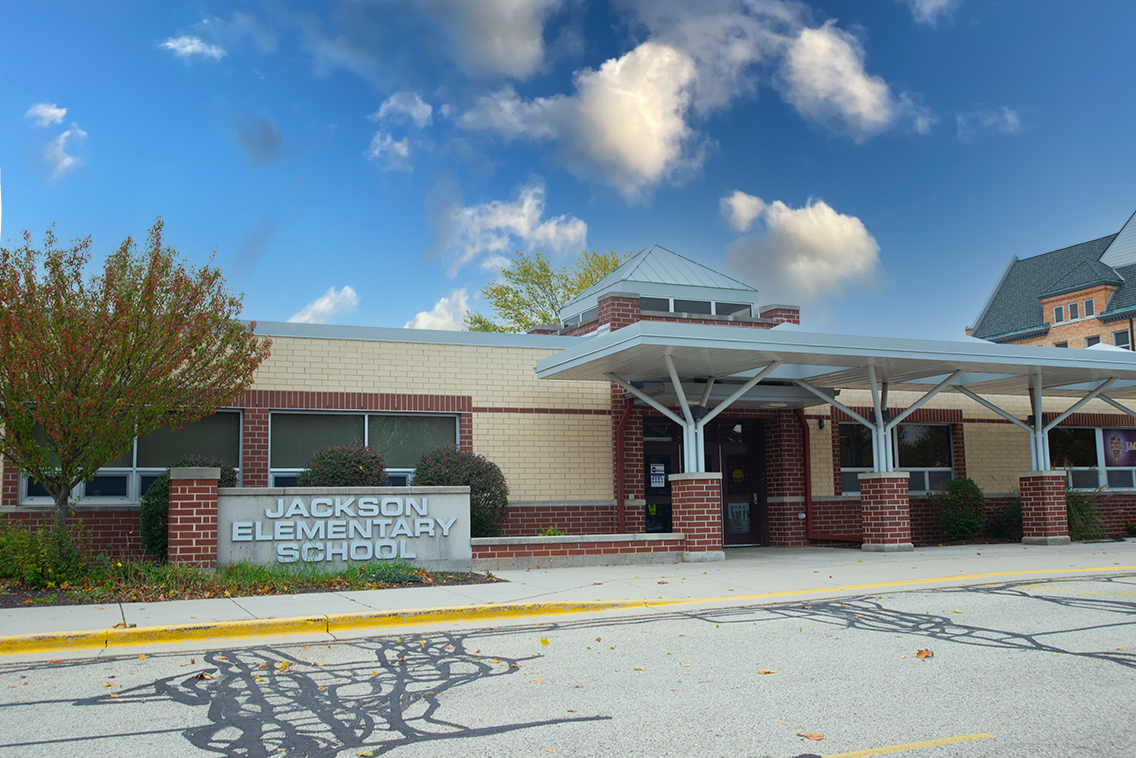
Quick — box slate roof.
[970,234,1118,341]
[1040,259,1123,296]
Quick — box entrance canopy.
[535,322,1136,474]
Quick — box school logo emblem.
[1109,433,1123,464]
[732,468,745,483]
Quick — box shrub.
[412,446,509,537]
[0,522,93,588]
[1127,522,1136,536]
[985,495,1023,541]
[539,525,565,536]
[929,477,986,541]
[140,455,238,560]
[1066,487,1107,542]
[296,442,388,487]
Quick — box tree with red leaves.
[0,218,272,528]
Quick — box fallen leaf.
[193,672,214,680]
[633,668,643,671]
[258,663,267,670]
[797,732,824,741]
[916,649,934,659]
[358,751,374,756]
[595,637,602,642]
[658,581,668,584]
[540,638,550,646]
[567,709,576,712]
[952,610,962,614]
[593,582,603,586]
[757,669,775,675]
[138,654,146,660]
[107,693,119,699]
[802,605,812,610]
[112,622,126,629]
[50,660,62,663]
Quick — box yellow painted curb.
[327,599,651,634]
[0,629,108,656]
[1,565,1132,656]
[106,616,328,649]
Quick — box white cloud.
[364,132,413,172]
[415,0,566,79]
[956,106,1022,140]
[44,123,87,178]
[438,181,586,275]
[288,286,359,324]
[159,35,227,61]
[370,91,433,127]
[405,289,470,330]
[460,42,702,202]
[197,12,277,53]
[897,0,960,27]
[25,103,66,127]
[720,190,767,233]
[778,21,906,142]
[723,197,884,303]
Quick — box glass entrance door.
[706,422,768,547]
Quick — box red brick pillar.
[859,472,913,552]
[1019,471,1070,545]
[168,467,220,567]
[242,408,270,487]
[670,473,724,562]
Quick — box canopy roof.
[535,321,1136,400]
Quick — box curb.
[2,565,1133,657]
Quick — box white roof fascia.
[534,320,1136,397]
[251,320,579,350]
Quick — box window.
[640,297,669,313]
[1054,342,1069,348]
[1085,335,1101,347]
[269,412,457,486]
[1114,330,1131,349]
[1084,299,1095,317]
[22,412,241,503]
[1053,306,1064,323]
[839,422,952,493]
[1069,301,1080,320]
[673,299,712,315]
[1049,427,1099,489]
[715,302,752,317]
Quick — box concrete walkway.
[3,539,1134,660]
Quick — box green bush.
[296,442,388,487]
[1066,488,1107,542]
[929,477,986,541]
[412,446,509,538]
[140,455,238,560]
[985,496,1023,541]
[539,525,565,536]
[0,522,93,588]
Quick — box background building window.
[1113,330,1131,349]
[1054,341,1069,348]
[21,411,241,503]
[1085,335,1101,346]
[1084,299,1095,316]
[1053,306,1065,323]
[1069,301,1080,320]
[269,412,457,486]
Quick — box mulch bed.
[0,572,500,609]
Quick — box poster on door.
[650,463,666,488]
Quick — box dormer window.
[1054,306,1065,323]
[1084,299,1095,317]
[638,298,753,318]
[1069,301,1079,320]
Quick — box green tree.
[0,219,272,528]
[465,249,630,332]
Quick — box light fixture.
[818,418,825,429]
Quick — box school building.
[4,244,1136,567]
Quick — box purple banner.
[1104,429,1136,467]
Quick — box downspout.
[796,408,859,543]
[615,397,633,534]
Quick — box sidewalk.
[3,539,1134,661]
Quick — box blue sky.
[3,0,1134,339]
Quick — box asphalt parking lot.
[1,573,1132,758]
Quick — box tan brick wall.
[253,336,610,410]
[963,422,1031,494]
[1006,284,1127,348]
[808,417,835,497]
[473,413,613,502]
